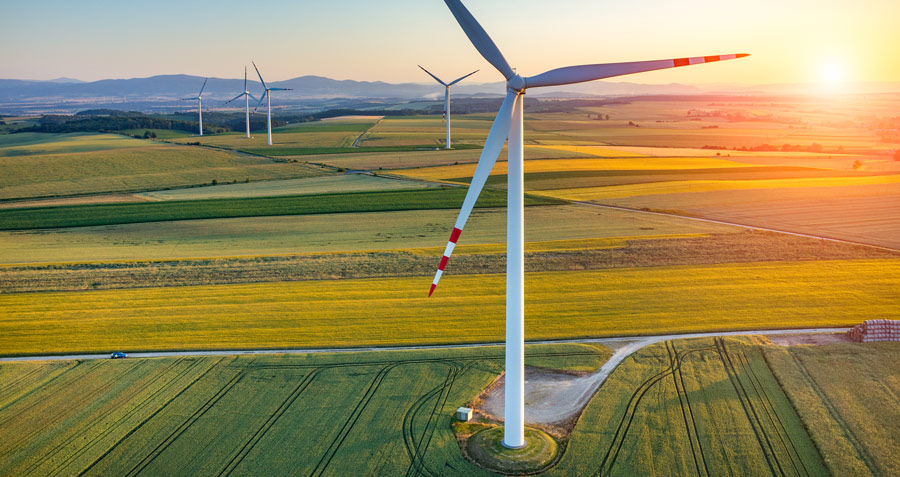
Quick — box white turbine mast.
[225,66,260,139]
[252,61,292,145]
[181,78,208,136]
[428,0,749,449]
[418,65,478,149]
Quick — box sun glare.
[819,60,846,92]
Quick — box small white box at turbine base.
[455,407,473,422]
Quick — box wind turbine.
[181,78,208,136]
[428,0,749,449]
[252,61,292,145]
[225,66,259,139]
[418,65,478,149]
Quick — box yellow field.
[394,156,755,182]
[542,175,900,201]
[1,259,897,355]
[527,145,646,157]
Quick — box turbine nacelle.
[507,74,526,93]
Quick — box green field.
[137,174,436,201]
[0,187,561,230]
[764,341,900,476]
[556,337,828,475]
[0,344,605,476]
[0,133,324,200]
[3,338,895,475]
[1,259,897,356]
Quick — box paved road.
[0,327,848,362]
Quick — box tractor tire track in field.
[77,357,227,476]
[668,341,709,477]
[310,363,399,477]
[734,349,809,477]
[216,367,325,477]
[716,337,785,476]
[0,360,90,425]
[121,361,247,477]
[403,361,461,477]
[35,358,205,476]
[596,343,715,476]
[0,359,153,461]
[785,349,881,476]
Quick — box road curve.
[0,327,848,362]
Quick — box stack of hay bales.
[846,319,900,342]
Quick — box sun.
[819,60,846,90]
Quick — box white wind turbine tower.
[428,0,749,449]
[181,78,208,136]
[225,66,259,139]
[418,65,478,149]
[252,61,292,145]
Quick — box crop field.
[0,204,741,263]
[3,338,895,475]
[393,156,757,183]
[357,116,493,147]
[7,230,896,293]
[0,132,150,156]
[170,117,380,150]
[0,139,323,200]
[1,259,897,355]
[555,337,828,475]
[0,187,550,230]
[0,344,609,476]
[764,341,900,476]
[137,174,436,201]
[292,144,588,171]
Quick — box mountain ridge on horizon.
[2,73,898,115]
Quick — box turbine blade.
[526,53,750,88]
[247,93,259,102]
[181,97,198,101]
[244,66,248,91]
[252,61,268,90]
[269,87,292,91]
[225,92,244,104]
[255,90,267,110]
[443,0,515,80]
[418,65,447,86]
[429,89,517,297]
[448,69,479,86]
[198,77,208,95]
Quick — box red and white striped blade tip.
[428,284,437,297]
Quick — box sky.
[1,0,898,87]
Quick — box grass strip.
[0,188,565,230]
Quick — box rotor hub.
[507,74,526,93]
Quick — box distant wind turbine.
[225,66,259,139]
[418,65,478,149]
[428,0,749,450]
[181,78,208,136]
[252,61,292,145]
